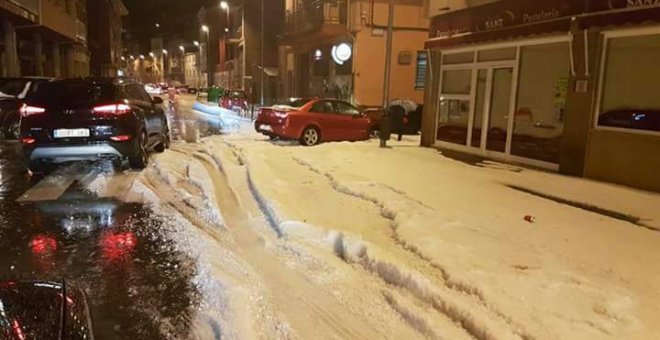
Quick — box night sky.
[122,0,210,50]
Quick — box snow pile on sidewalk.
[208,128,660,340]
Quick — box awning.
[425,0,660,50]
[425,18,572,49]
[578,5,660,29]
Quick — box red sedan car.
[255,99,372,146]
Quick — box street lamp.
[139,55,145,59]
[193,41,200,47]
[149,52,155,58]
[220,1,228,10]
[162,49,168,55]
[179,45,185,53]
[201,25,209,33]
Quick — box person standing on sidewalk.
[390,105,406,142]
[379,107,392,148]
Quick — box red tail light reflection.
[11,319,25,340]
[101,232,137,260]
[29,235,57,255]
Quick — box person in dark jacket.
[389,105,406,141]
[379,108,392,148]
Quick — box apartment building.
[87,0,128,77]
[422,0,660,192]
[198,0,283,104]
[279,0,429,107]
[0,0,89,77]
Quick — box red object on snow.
[524,215,536,223]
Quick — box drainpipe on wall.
[382,0,394,108]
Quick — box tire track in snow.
[190,149,392,340]
[291,156,534,340]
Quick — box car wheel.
[154,129,169,153]
[129,131,148,169]
[268,135,279,141]
[300,127,320,146]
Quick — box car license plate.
[259,124,273,132]
[53,129,90,138]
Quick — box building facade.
[422,0,660,192]
[183,52,203,89]
[198,0,283,104]
[0,0,89,78]
[87,0,128,77]
[280,0,429,107]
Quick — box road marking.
[16,169,79,202]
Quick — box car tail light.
[20,137,36,145]
[20,104,45,117]
[93,103,131,115]
[110,135,132,142]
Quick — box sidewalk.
[212,131,660,339]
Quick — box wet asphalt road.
[0,95,224,339]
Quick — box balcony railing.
[12,0,39,14]
[75,19,87,43]
[284,0,347,36]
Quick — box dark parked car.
[598,109,660,132]
[0,77,53,139]
[21,78,170,172]
[0,280,95,339]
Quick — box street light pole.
[382,0,394,108]
[201,25,210,87]
[260,0,265,106]
[221,1,230,89]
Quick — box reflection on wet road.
[0,94,223,339]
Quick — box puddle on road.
[0,144,202,339]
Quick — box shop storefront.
[422,0,660,192]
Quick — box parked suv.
[21,78,170,172]
[0,77,53,139]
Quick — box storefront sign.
[582,0,660,11]
[429,0,579,39]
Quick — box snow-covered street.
[116,98,660,339]
[7,94,652,339]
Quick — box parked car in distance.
[255,98,372,146]
[220,89,249,112]
[21,78,170,172]
[0,77,53,139]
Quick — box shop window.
[441,69,472,95]
[477,47,517,62]
[335,56,352,75]
[512,42,570,163]
[437,99,470,144]
[311,49,329,77]
[442,52,474,65]
[415,52,427,89]
[598,32,660,133]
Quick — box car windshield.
[288,98,311,108]
[28,81,116,108]
[0,79,28,98]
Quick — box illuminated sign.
[331,43,352,65]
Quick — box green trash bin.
[208,86,221,103]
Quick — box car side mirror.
[153,96,164,104]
